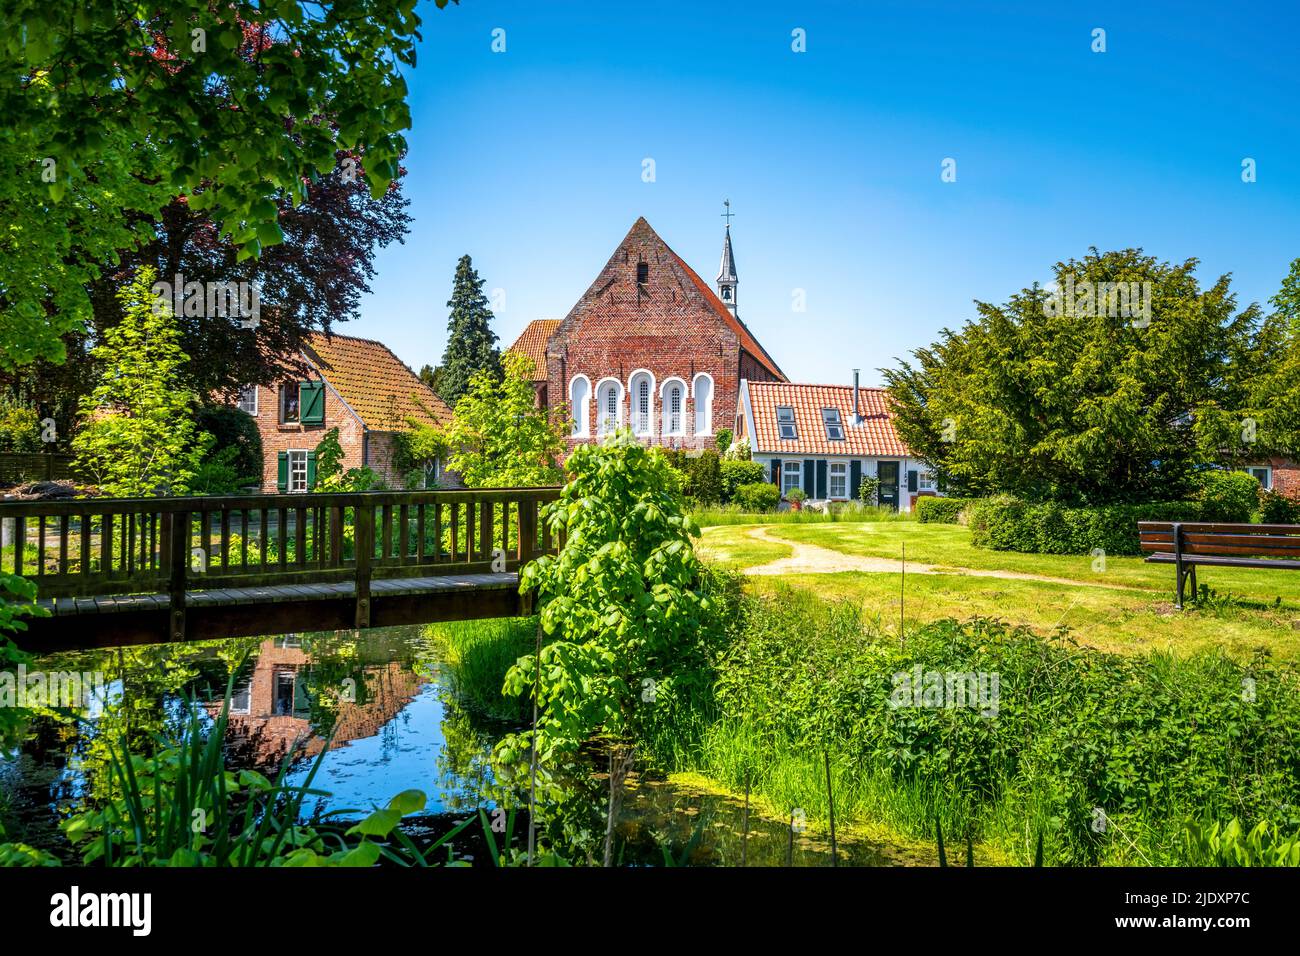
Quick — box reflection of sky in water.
[284,675,493,821]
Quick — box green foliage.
[0,0,430,366]
[663,449,723,505]
[968,495,1203,555]
[438,255,502,407]
[734,482,780,513]
[446,352,566,488]
[1182,818,1300,867]
[391,421,449,489]
[1259,490,1300,525]
[425,617,540,722]
[189,445,247,495]
[313,427,383,492]
[915,496,974,523]
[883,249,1258,504]
[1,571,47,753]
[500,431,712,773]
[857,474,881,506]
[0,398,42,452]
[702,591,1300,865]
[1192,470,1262,523]
[722,436,752,461]
[720,459,766,502]
[786,486,807,505]
[714,429,733,453]
[195,405,263,484]
[71,268,211,496]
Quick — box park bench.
[1137,521,1300,609]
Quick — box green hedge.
[915,496,974,524]
[720,459,766,502]
[734,481,780,513]
[968,495,1204,556]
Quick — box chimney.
[852,369,860,424]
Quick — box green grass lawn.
[698,521,1300,661]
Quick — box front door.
[877,461,900,511]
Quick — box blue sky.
[356,0,1300,387]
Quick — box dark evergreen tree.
[437,255,501,406]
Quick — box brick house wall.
[1266,457,1300,498]
[240,377,364,490]
[542,217,784,454]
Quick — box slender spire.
[716,200,738,315]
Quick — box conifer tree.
[437,255,501,406]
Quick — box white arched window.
[661,378,685,436]
[568,375,590,436]
[693,373,713,436]
[628,370,654,436]
[596,378,622,435]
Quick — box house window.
[918,470,937,493]
[230,681,251,715]
[822,408,844,441]
[288,449,308,492]
[829,461,847,499]
[782,460,802,496]
[664,382,683,435]
[1245,466,1272,490]
[633,376,652,434]
[637,261,649,284]
[237,386,258,416]
[777,406,797,440]
[280,383,300,424]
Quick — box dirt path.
[729,525,1136,590]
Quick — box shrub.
[968,496,1203,555]
[857,474,881,506]
[0,402,42,453]
[195,405,263,485]
[915,496,972,523]
[189,445,246,495]
[720,459,766,502]
[723,436,752,461]
[685,449,723,505]
[786,486,807,505]
[1259,489,1300,525]
[714,429,732,454]
[734,482,780,512]
[1194,470,1261,523]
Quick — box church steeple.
[716,200,738,317]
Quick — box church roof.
[555,217,784,380]
[302,332,452,430]
[717,226,738,283]
[747,381,912,457]
[507,319,561,381]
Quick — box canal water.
[0,624,905,866]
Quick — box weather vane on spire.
[721,198,734,227]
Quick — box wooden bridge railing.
[0,487,562,639]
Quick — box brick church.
[510,216,787,451]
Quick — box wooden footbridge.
[0,488,561,651]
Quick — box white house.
[734,373,939,512]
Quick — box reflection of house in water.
[215,636,426,770]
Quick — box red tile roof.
[748,381,912,457]
[303,333,452,430]
[507,319,561,381]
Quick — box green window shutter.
[850,460,862,500]
[301,381,325,425]
[276,452,288,492]
[306,451,318,490]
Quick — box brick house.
[1243,457,1300,498]
[735,374,940,513]
[230,332,453,492]
[509,217,786,452]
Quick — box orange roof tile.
[748,381,911,457]
[507,319,560,381]
[303,333,452,431]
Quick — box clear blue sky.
[355,0,1300,387]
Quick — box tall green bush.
[1193,470,1262,523]
[915,496,973,523]
[968,496,1203,555]
[720,459,766,502]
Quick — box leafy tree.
[882,249,1258,504]
[195,405,262,482]
[437,255,501,407]
[445,352,566,488]
[71,268,210,496]
[499,431,709,768]
[0,2,442,364]
[313,427,382,492]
